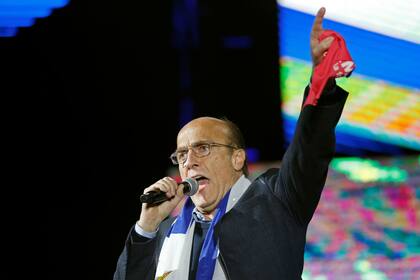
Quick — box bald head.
[177,117,248,176]
[178,117,229,143]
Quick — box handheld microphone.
[139,178,199,204]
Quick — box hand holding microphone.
[140,177,198,204]
[137,177,198,232]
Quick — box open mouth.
[192,175,209,189]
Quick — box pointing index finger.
[311,7,326,39]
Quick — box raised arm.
[272,7,349,224]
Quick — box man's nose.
[183,149,198,169]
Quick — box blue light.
[0,0,70,37]
[223,36,253,49]
[246,148,260,163]
[0,8,51,17]
[179,97,194,128]
[0,18,34,27]
[0,26,17,37]
[0,0,69,7]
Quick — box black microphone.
[139,178,199,204]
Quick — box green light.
[354,259,371,272]
[354,260,388,280]
[331,158,407,183]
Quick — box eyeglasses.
[170,142,238,165]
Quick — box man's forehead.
[177,118,229,147]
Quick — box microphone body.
[139,178,198,204]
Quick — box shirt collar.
[192,209,212,223]
[192,175,251,223]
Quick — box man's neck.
[193,174,246,221]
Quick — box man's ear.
[232,149,246,172]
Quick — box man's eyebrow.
[191,140,211,145]
[177,140,211,150]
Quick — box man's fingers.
[311,7,326,39]
[162,177,177,196]
[143,184,169,195]
[320,36,334,50]
[313,36,333,53]
[312,36,334,65]
[314,7,326,28]
[144,177,178,197]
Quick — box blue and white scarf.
[155,175,251,280]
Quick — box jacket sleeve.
[271,84,348,225]
[113,227,160,280]
[114,217,175,280]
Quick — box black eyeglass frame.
[169,142,238,165]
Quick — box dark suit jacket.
[114,85,348,280]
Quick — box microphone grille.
[183,177,198,196]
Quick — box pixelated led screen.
[277,1,420,152]
[248,156,420,279]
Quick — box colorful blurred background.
[2,0,417,279]
[278,2,419,278]
[252,156,419,279]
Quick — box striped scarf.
[155,175,251,280]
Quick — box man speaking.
[114,7,353,280]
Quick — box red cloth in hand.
[304,30,355,107]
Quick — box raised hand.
[310,7,334,67]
